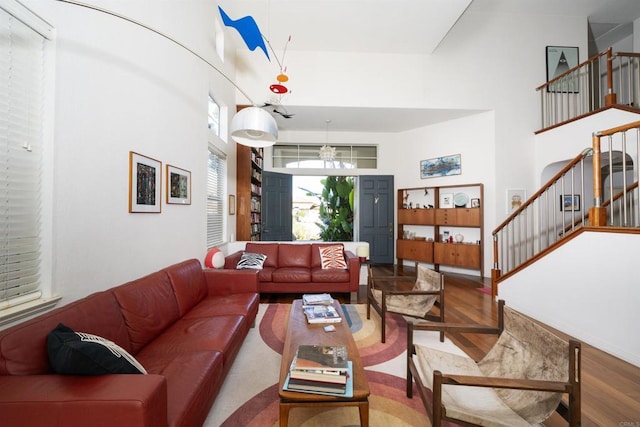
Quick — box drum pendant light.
[230,107,278,147]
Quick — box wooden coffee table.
[279,299,370,426]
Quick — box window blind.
[0,3,48,305]
[207,148,226,248]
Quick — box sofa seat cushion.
[138,351,224,427]
[136,316,245,368]
[182,294,259,332]
[257,266,275,282]
[271,267,312,283]
[311,267,350,283]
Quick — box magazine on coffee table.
[303,305,342,323]
[302,293,334,306]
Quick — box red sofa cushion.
[245,243,279,268]
[278,244,311,268]
[0,291,130,375]
[164,259,208,316]
[113,271,180,354]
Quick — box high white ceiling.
[219,0,640,133]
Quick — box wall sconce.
[356,245,369,262]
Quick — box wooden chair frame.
[406,300,581,426]
[366,263,445,343]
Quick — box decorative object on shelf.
[471,198,480,208]
[453,192,469,208]
[129,151,161,213]
[229,194,236,215]
[166,164,191,205]
[356,245,369,262]
[420,154,461,179]
[560,194,581,212]
[439,193,454,209]
[546,46,579,93]
[455,233,464,243]
[204,248,225,269]
[506,188,526,214]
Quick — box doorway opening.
[292,175,355,241]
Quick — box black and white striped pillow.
[236,252,267,270]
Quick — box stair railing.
[491,120,640,295]
[537,48,640,130]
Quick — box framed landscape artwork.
[129,151,162,213]
[420,154,461,179]
[560,194,581,212]
[166,164,191,205]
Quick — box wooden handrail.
[492,151,588,235]
[535,49,608,92]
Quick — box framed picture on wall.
[546,46,579,92]
[129,151,162,213]
[420,154,461,179]
[506,189,526,214]
[560,194,581,212]
[166,164,191,205]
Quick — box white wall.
[11,0,612,316]
[499,231,640,367]
[22,0,239,305]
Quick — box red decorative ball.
[204,248,225,269]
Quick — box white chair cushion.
[414,345,530,427]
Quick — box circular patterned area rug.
[214,304,430,426]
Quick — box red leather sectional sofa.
[224,242,360,294]
[0,259,259,427]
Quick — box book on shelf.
[291,345,348,373]
[284,361,353,397]
[302,293,334,306]
[303,305,342,324]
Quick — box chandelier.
[319,145,336,161]
[319,119,336,162]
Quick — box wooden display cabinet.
[236,144,263,241]
[397,183,484,276]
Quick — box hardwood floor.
[261,265,640,425]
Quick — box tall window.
[207,148,227,248]
[0,1,53,315]
[207,95,220,137]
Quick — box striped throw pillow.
[236,252,267,269]
[319,246,347,269]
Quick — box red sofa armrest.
[224,250,243,269]
[0,374,167,427]
[345,250,360,292]
[203,268,259,296]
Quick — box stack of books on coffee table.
[284,344,353,396]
